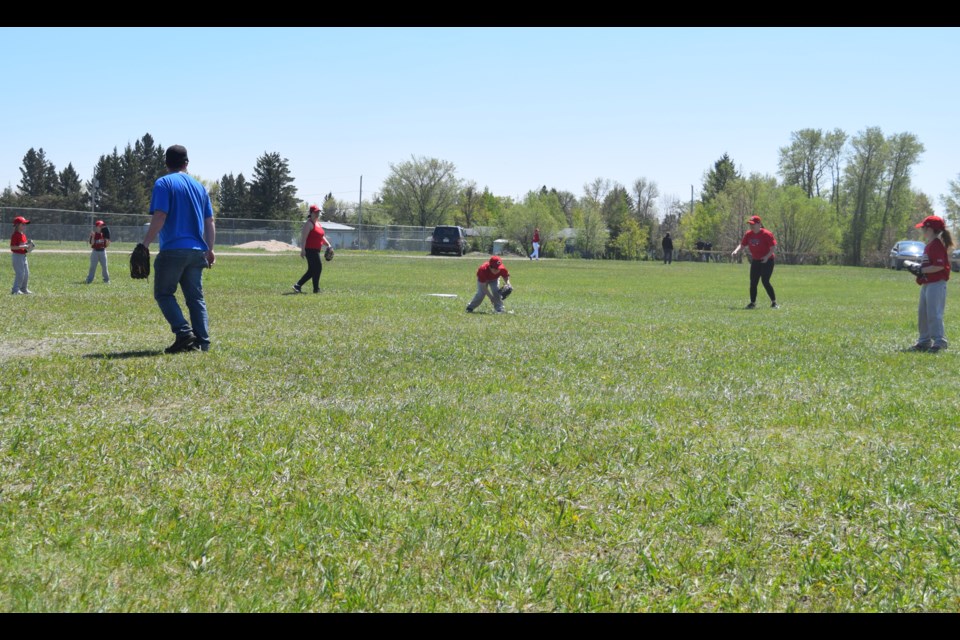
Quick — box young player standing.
[907,215,953,352]
[86,219,111,284]
[466,255,512,313]
[529,227,541,261]
[10,216,33,295]
[731,215,779,309]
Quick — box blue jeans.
[154,249,210,349]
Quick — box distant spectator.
[661,233,673,265]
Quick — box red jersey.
[533,230,540,243]
[477,262,509,283]
[740,228,776,261]
[918,237,951,285]
[10,231,28,254]
[90,231,108,251]
[304,222,326,250]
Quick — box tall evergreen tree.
[249,152,299,220]
[18,148,58,197]
[701,153,740,203]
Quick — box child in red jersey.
[731,215,779,309]
[907,215,953,352]
[466,255,512,313]
[10,215,34,295]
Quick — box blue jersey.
[149,172,214,251]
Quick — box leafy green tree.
[824,128,848,214]
[778,129,829,198]
[871,132,924,252]
[941,174,960,228]
[380,155,461,228]
[250,152,299,220]
[601,185,633,256]
[500,191,562,256]
[611,217,648,260]
[765,185,840,263]
[576,202,608,258]
[701,153,740,203]
[842,127,888,266]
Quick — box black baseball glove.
[324,247,334,262]
[499,284,513,300]
[905,261,924,278]
[130,243,150,279]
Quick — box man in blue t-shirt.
[142,144,217,353]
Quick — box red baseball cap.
[915,215,945,231]
[309,204,321,213]
[95,220,105,226]
[13,216,30,225]
[489,255,503,268]
[747,215,762,225]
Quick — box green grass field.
[2,248,959,612]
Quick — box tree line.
[3,129,958,266]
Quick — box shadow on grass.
[83,350,164,360]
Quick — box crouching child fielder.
[466,255,512,314]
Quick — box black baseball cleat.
[745,302,756,309]
[771,301,780,309]
[928,344,946,353]
[465,305,474,313]
[165,332,199,354]
[907,342,932,352]
[292,284,302,294]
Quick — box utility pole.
[358,175,363,250]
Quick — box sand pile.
[231,240,299,251]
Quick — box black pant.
[297,249,323,292]
[663,249,672,264]
[749,259,776,303]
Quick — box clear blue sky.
[2,26,958,215]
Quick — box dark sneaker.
[466,306,474,313]
[771,301,780,309]
[292,284,302,294]
[928,344,946,353]
[745,302,756,309]
[907,342,932,352]
[165,332,199,354]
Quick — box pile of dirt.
[231,240,298,251]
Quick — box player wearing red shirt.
[10,216,33,295]
[731,215,779,309]
[908,215,953,352]
[293,205,333,294]
[467,255,512,313]
[86,220,111,284]
[529,227,541,261]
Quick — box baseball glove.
[499,284,513,300]
[25,240,35,253]
[904,260,925,278]
[130,243,150,279]
[324,247,334,262]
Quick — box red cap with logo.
[95,220,105,227]
[747,215,762,225]
[13,216,30,225]
[309,204,321,213]
[915,215,945,231]
[489,255,503,268]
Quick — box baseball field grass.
[2,247,959,612]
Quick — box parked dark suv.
[430,225,468,256]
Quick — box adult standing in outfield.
[10,216,33,295]
[142,145,216,354]
[731,215,779,309]
[86,220,111,284]
[907,215,953,352]
[293,204,332,294]
[529,227,541,261]
[661,233,673,265]
[466,255,512,314]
